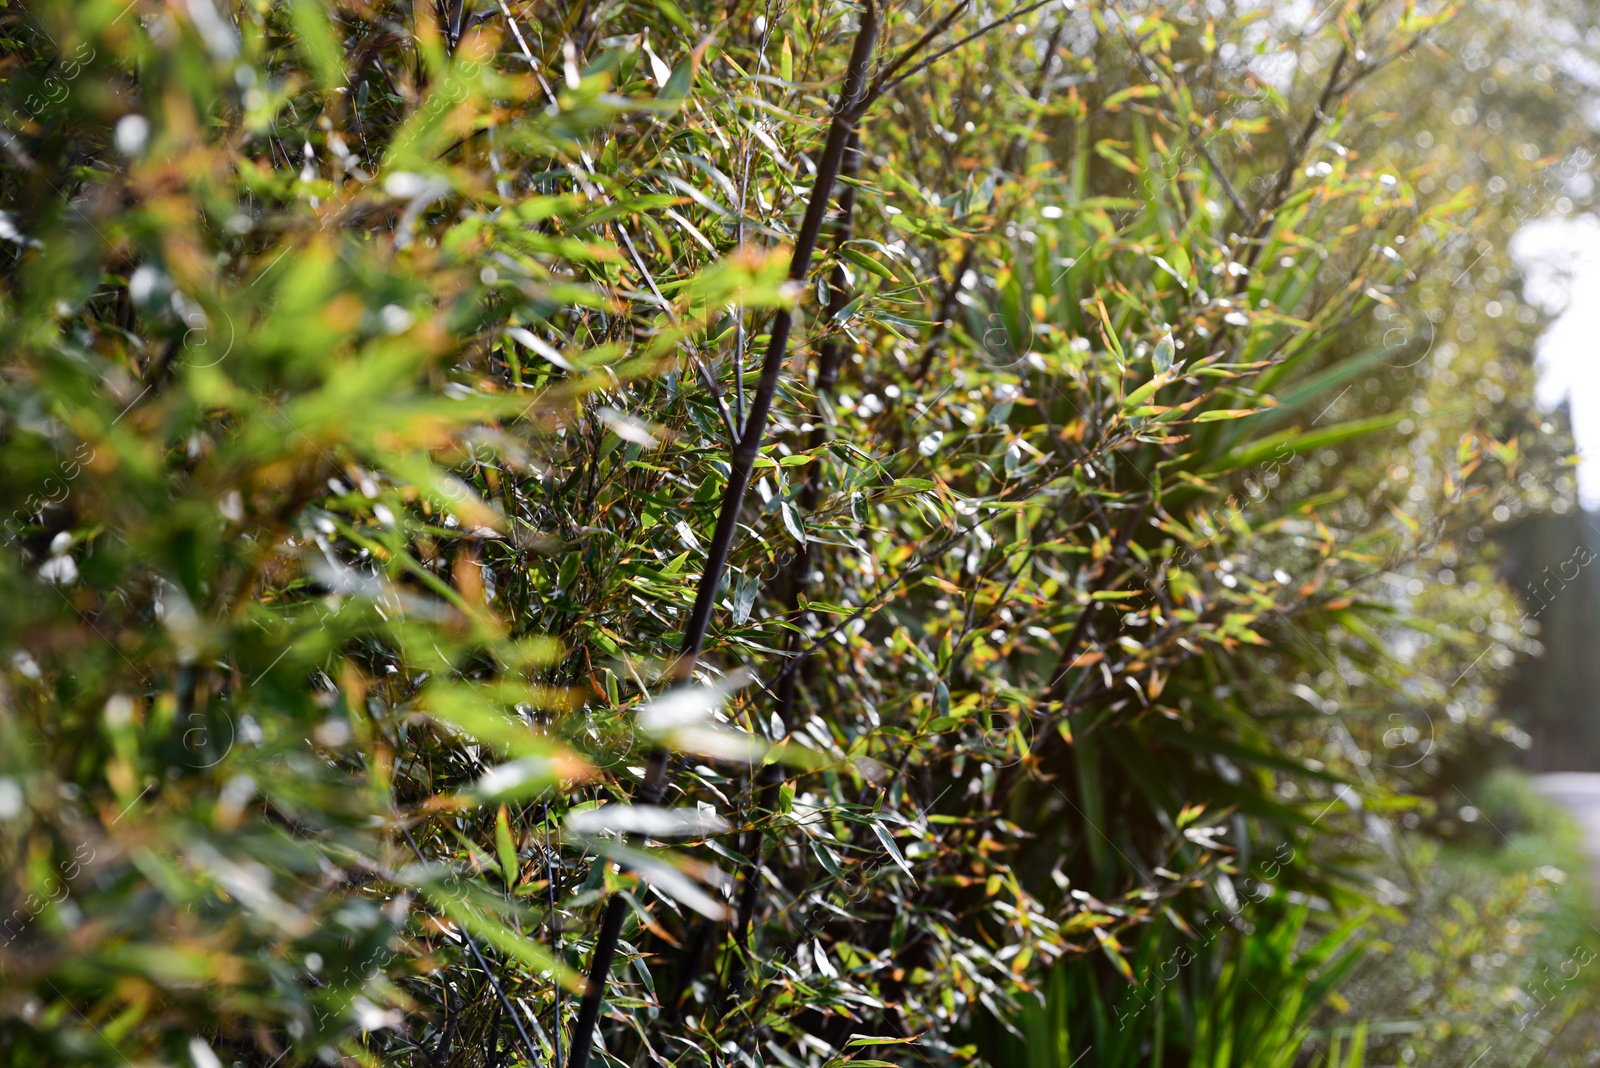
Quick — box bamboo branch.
[865,0,1059,106]
[1113,27,1251,224]
[1238,2,1373,275]
[912,14,1065,386]
[501,2,741,444]
[867,0,971,97]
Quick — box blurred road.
[1533,773,1600,898]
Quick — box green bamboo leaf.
[1198,412,1410,477]
[811,839,844,878]
[871,820,914,880]
[841,246,895,280]
[780,500,806,544]
[495,805,519,889]
[1153,330,1175,372]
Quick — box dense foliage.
[0,0,1591,1065]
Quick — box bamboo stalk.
[562,10,880,1065]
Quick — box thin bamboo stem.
[562,10,880,1065]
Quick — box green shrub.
[0,0,1584,1065]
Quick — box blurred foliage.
[1339,772,1600,1067]
[0,0,1591,1065]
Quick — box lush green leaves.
[0,0,1579,1065]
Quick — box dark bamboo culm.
[563,9,880,1066]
